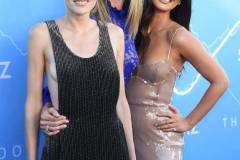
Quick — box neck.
[65,11,93,32]
[150,10,172,32]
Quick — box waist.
[126,78,173,105]
[129,100,171,108]
[65,114,119,127]
[58,103,118,118]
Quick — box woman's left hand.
[154,105,193,133]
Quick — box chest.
[60,27,100,59]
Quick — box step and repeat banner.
[0,0,239,159]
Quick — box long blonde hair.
[93,0,143,37]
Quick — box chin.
[152,0,178,12]
[66,0,96,15]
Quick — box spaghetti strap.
[167,27,184,61]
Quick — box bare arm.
[157,28,229,132]
[25,24,46,160]
[176,29,229,127]
[109,24,136,160]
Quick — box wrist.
[185,117,195,130]
[44,102,52,108]
[41,102,52,113]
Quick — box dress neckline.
[138,59,182,76]
[53,20,103,61]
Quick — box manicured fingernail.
[66,120,69,123]
[64,125,67,128]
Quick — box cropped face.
[65,0,97,15]
[151,0,180,12]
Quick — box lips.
[159,0,171,4]
[73,0,89,6]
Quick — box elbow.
[214,74,229,92]
[221,74,229,91]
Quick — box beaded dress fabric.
[41,20,129,160]
[42,0,138,104]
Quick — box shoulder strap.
[45,20,62,39]
[97,20,115,55]
[97,20,107,38]
[167,27,184,61]
[45,20,64,55]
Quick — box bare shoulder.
[106,23,125,58]
[106,23,124,40]
[170,25,199,47]
[169,23,206,59]
[29,22,49,46]
[29,22,49,38]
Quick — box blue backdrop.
[0,0,239,159]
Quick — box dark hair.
[135,0,192,61]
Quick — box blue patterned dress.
[43,0,139,104]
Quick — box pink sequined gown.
[126,28,184,160]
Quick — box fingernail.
[64,125,67,128]
[66,120,69,123]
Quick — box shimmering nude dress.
[126,28,184,160]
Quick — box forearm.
[25,100,42,160]
[117,98,136,160]
[186,81,228,127]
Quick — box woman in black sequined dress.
[25,0,135,159]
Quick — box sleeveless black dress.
[41,20,129,160]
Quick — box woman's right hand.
[40,103,69,136]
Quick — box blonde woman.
[25,0,137,159]
[39,0,143,137]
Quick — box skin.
[40,0,126,135]
[25,0,136,159]
[110,0,125,10]
[147,0,229,132]
[40,0,228,137]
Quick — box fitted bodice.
[126,60,180,106]
[125,27,185,160]
[125,59,184,160]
